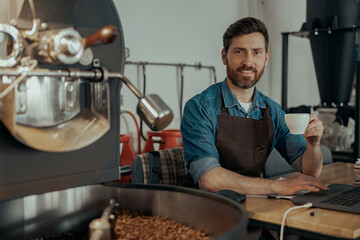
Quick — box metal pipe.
[212,67,217,84]
[117,74,143,99]
[0,69,101,78]
[354,29,360,161]
[281,32,289,111]
[179,66,184,120]
[288,25,359,37]
[140,63,147,142]
[0,68,144,99]
[126,60,215,70]
[28,0,37,19]
[142,64,146,96]
[354,67,360,161]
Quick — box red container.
[143,129,182,153]
[117,134,135,183]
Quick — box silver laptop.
[291,184,360,214]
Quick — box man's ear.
[264,50,270,66]
[221,48,227,65]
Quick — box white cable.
[0,59,38,99]
[280,202,313,240]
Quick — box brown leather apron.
[216,95,274,177]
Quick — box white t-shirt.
[239,101,252,113]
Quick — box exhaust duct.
[304,0,360,106]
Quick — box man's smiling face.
[222,32,269,89]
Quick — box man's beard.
[226,64,265,89]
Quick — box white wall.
[114,0,249,153]
[114,0,320,154]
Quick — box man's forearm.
[197,165,328,196]
[301,143,323,178]
[197,167,276,195]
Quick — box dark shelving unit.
[281,26,360,163]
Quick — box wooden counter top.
[244,162,360,239]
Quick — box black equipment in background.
[281,0,360,162]
[306,0,360,106]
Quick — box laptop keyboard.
[320,187,360,207]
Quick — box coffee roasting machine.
[0,0,175,200]
[281,0,360,162]
[0,1,247,239]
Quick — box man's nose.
[241,53,254,67]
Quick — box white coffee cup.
[284,113,310,135]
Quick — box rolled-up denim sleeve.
[181,96,220,184]
[189,157,221,184]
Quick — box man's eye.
[253,50,262,55]
[236,50,243,54]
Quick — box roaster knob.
[60,37,83,56]
[83,25,117,49]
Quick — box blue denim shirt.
[180,79,306,184]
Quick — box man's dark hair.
[223,17,269,53]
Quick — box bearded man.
[180,17,327,196]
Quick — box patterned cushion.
[132,147,187,185]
